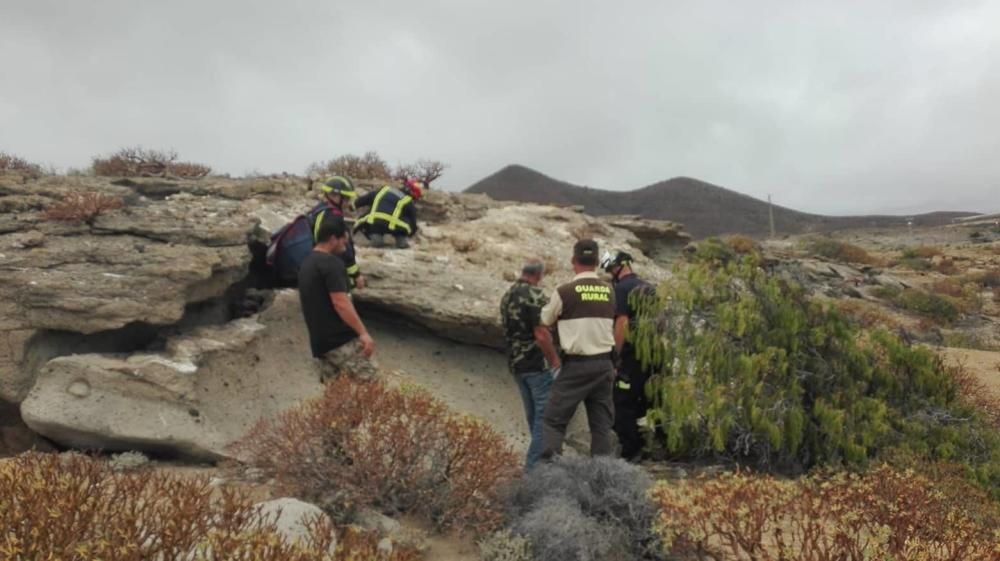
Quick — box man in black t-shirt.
[298,215,377,382]
[600,250,655,461]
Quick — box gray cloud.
[2,0,997,214]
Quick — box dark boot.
[369,234,385,248]
[394,235,410,249]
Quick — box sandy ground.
[939,347,1000,398]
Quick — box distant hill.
[465,165,974,238]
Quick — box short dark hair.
[315,215,348,243]
[522,259,545,276]
[573,239,599,266]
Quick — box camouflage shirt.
[500,279,549,374]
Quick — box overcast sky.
[1,1,997,215]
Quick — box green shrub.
[901,245,942,259]
[805,238,878,265]
[897,256,932,271]
[873,286,962,324]
[630,256,1000,493]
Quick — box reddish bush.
[725,234,757,254]
[233,376,519,535]
[654,465,1000,561]
[0,452,420,560]
[0,151,43,177]
[43,191,124,224]
[393,159,447,187]
[307,151,392,181]
[92,146,211,178]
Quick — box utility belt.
[563,352,612,364]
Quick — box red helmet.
[403,178,424,200]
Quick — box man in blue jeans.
[500,259,561,469]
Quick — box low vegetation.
[630,252,1000,494]
[805,237,878,265]
[233,375,519,535]
[873,285,963,324]
[92,146,211,178]
[43,191,124,225]
[0,151,43,178]
[654,465,1000,560]
[501,457,665,561]
[307,151,447,186]
[0,452,420,560]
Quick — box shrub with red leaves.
[43,191,124,224]
[0,452,421,560]
[92,146,211,178]
[233,376,520,535]
[0,151,43,178]
[654,465,1000,561]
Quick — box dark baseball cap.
[573,239,599,264]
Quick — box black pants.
[612,353,651,460]
[541,357,615,459]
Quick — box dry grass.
[902,245,944,259]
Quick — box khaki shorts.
[316,339,379,382]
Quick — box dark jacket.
[354,186,418,237]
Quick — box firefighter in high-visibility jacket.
[354,178,423,249]
[314,176,365,288]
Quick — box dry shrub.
[949,362,1000,430]
[0,452,420,560]
[307,151,392,181]
[504,457,665,561]
[0,151,43,177]
[833,300,902,331]
[92,146,211,178]
[932,278,971,299]
[233,376,519,535]
[393,159,447,187]
[654,465,1000,561]
[43,191,124,224]
[936,257,960,275]
[725,234,757,254]
[450,237,481,253]
[902,245,943,259]
[806,238,878,265]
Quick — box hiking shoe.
[394,236,410,249]
[369,234,385,248]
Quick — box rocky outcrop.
[2,173,688,457]
[356,204,675,348]
[0,175,270,402]
[21,291,321,459]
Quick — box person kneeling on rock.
[297,215,378,381]
[353,178,422,249]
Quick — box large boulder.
[20,291,321,460]
[0,176,262,402]
[356,204,675,349]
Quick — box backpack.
[265,203,329,285]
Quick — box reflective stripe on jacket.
[358,186,414,234]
